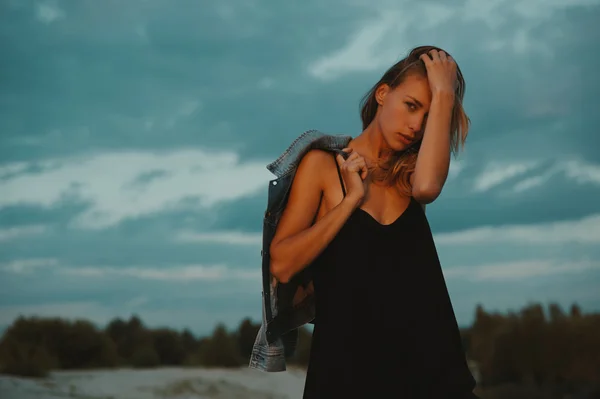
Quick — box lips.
[397,133,413,145]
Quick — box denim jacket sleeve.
[249,130,352,372]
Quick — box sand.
[0,367,307,399]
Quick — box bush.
[152,328,186,365]
[0,300,597,396]
[197,324,242,368]
[0,336,59,378]
[237,318,260,361]
[130,346,160,368]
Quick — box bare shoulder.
[300,148,343,185]
[298,148,334,170]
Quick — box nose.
[408,115,425,133]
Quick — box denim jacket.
[248,129,353,372]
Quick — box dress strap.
[333,153,346,197]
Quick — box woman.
[270,46,478,398]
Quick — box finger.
[419,53,432,66]
[340,147,353,156]
[439,51,448,62]
[344,159,362,173]
[358,161,368,180]
[429,49,441,62]
[336,151,351,163]
[341,160,356,172]
[346,152,361,162]
[348,156,365,166]
[334,148,351,160]
[450,55,457,66]
[348,159,368,177]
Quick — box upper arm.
[270,149,327,250]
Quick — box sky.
[1,0,599,337]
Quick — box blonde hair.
[359,45,470,195]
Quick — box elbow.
[269,242,292,284]
[412,183,442,204]
[270,259,292,284]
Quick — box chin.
[393,140,410,152]
[383,134,409,153]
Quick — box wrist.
[431,89,455,104]
[342,193,363,210]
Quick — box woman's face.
[375,74,432,151]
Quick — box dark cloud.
[0,210,261,267]
[1,0,599,330]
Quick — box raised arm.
[269,149,363,283]
[411,49,458,204]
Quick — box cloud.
[434,213,600,245]
[126,296,149,308]
[0,162,30,178]
[58,264,260,282]
[165,100,202,129]
[511,0,600,19]
[465,0,600,56]
[174,230,261,245]
[445,259,598,281]
[472,161,538,192]
[307,0,600,80]
[307,11,407,80]
[463,0,600,26]
[448,160,465,180]
[0,0,598,340]
[0,225,47,242]
[1,258,58,274]
[0,149,272,229]
[510,159,600,193]
[35,1,65,24]
[306,3,454,81]
[512,172,554,193]
[490,27,552,57]
[470,157,599,195]
[562,160,600,185]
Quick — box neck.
[351,122,394,163]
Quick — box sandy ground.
[0,367,308,399]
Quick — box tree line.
[464,302,600,398]
[0,314,312,378]
[0,302,599,397]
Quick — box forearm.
[270,196,358,283]
[412,91,455,203]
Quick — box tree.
[237,318,260,360]
[152,328,185,365]
[199,324,242,367]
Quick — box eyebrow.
[406,95,423,108]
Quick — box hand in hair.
[419,49,458,97]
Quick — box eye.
[405,102,417,111]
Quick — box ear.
[375,83,390,106]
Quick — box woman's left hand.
[419,49,457,96]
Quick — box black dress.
[302,158,478,398]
